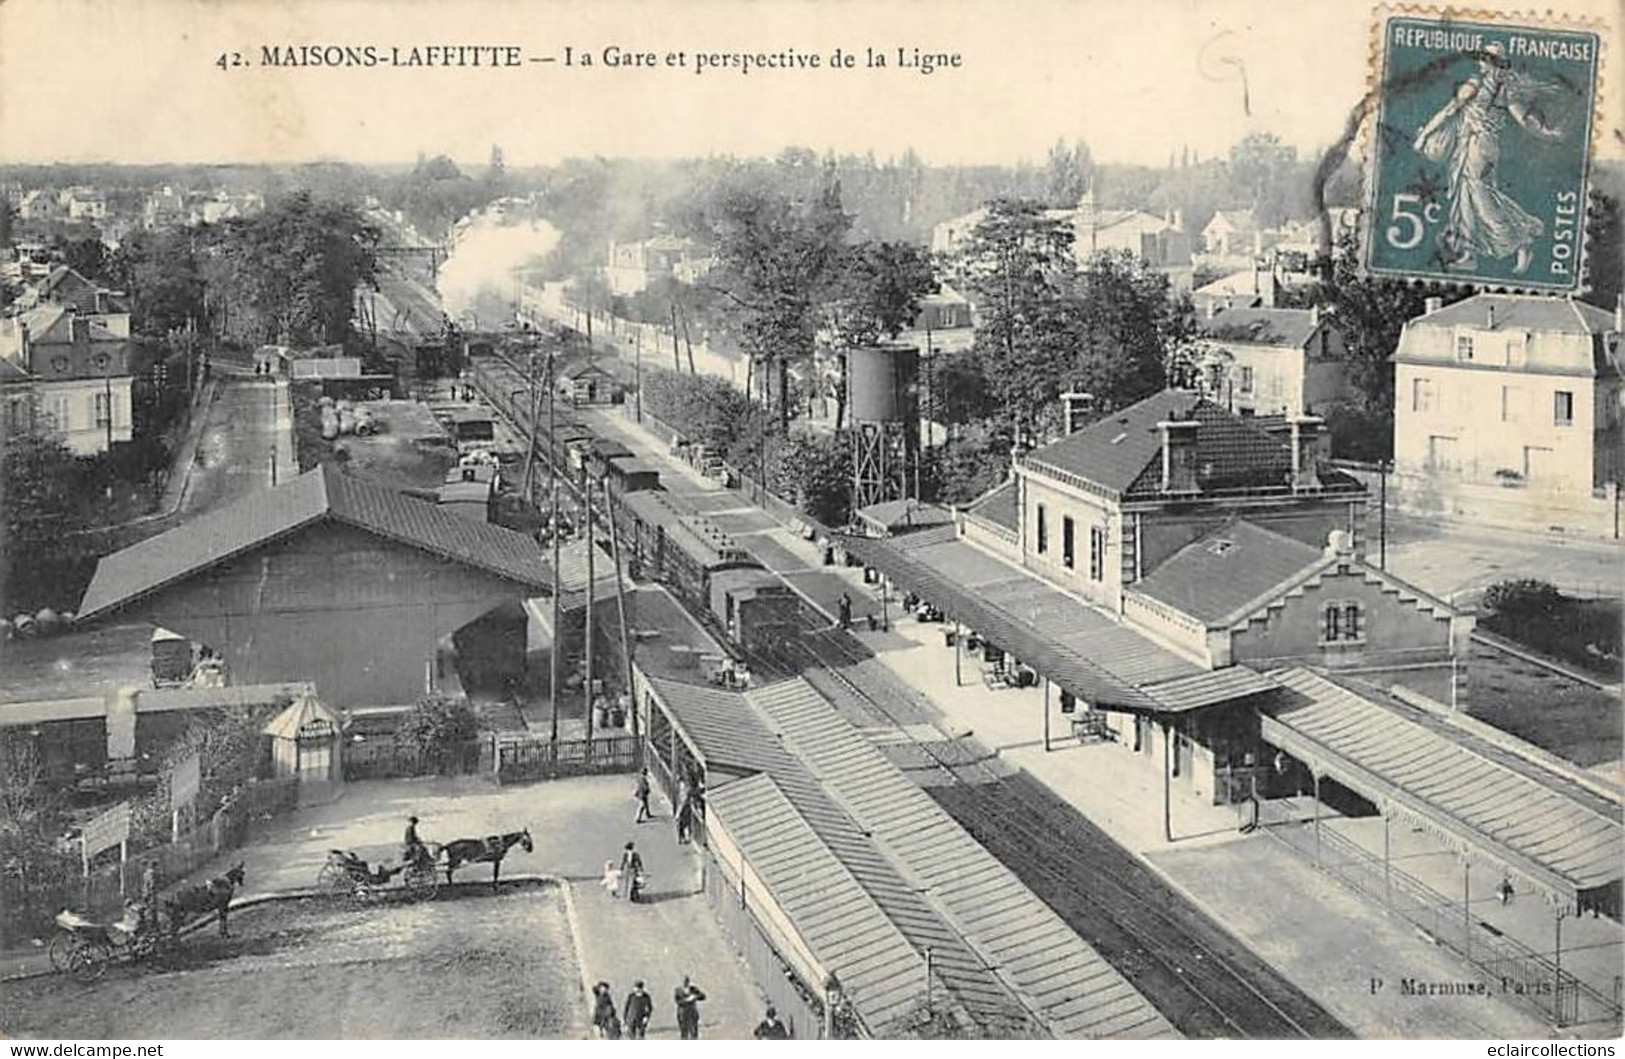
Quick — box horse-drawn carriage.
[50,862,247,983]
[318,847,440,903]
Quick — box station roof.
[1131,520,1325,626]
[79,466,553,621]
[1263,668,1624,908]
[854,498,955,535]
[836,534,1276,713]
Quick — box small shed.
[263,692,343,784]
[150,627,193,687]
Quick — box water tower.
[847,344,920,513]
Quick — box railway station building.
[76,466,558,709]
[634,666,1180,1040]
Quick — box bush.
[395,695,479,773]
[1481,579,1622,678]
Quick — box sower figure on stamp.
[1413,40,1566,274]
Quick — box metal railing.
[1259,807,1619,1028]
[494,734,638,784]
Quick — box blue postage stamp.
[1363,12,1601,292]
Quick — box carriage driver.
[403,816,429,865]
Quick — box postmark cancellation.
[1362,7,1604,293]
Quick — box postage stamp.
[1363,10,1602,292]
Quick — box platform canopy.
[836,533,1276,714]
[1263,668,1624,914]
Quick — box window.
[1455,335,1474,362]
[93,390,110,428]
[1554,391,1574,427]
[1411,377,1436,414]
[1062,516,1076,570]
[1035,504,1048,555]
[1320,601,1365,644]
[1238,365,1254,394]
[1501,385,1523,423]
[1089,525,1105,581]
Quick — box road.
[180,374,283,517]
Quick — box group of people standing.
[630,766,703,845]
[590,977,708,1039]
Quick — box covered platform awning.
[1263,668,1624,913]
[836,534,1275,714]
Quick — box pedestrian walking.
[675,779,692,845]
[633,768,653,823]
[600,858,621,899]
[618,841,645,902]
[753,1005,789,1039]
[673,976,706,1040]
[837,592,853,630]
[623,980,653,1039]
[592,982,623,1039]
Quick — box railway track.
[747,618,1350,1039]
[467,345,1350,1038]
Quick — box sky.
[0,0,1620,169]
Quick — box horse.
[440,829,532,890]
[163,861,246,938]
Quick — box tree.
[1068,249,1187,417]
[1227,133,1297,228]
[1045,139,1093,207]
[60,237,108,282]
[0,429,88,610]
[108,228,207,339]
[1165,337,1234,398]
[0,201,13,250]
[954,198,1080,431]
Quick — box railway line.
[463,338,1351,1039]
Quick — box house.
[1197,305,1350,417]
[603,234,712,296]
[1393,294,1623,497]
[0,305,133,455]
[979,388,1368,615]
[1191,266,1275,317]
[66,188,108,222]
[31,266,131,336]
[0,356,34,437]
[932,192,1194,292]
[555,356,622,405]
[143,186,188,230]
[17,189,65,222]
[1200,209,1260,257]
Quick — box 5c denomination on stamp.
[1363,10,1602,292]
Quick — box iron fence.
[1258,807,1615,1027]
[494,734,638,784]
[340,739,485,781]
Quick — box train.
[466,346,800,652]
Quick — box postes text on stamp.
[1364,12,1601,292]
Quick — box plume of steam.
[437,212,562,324]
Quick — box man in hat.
[673,976,706,1040]
[402,815,428,865]
[623,980,653,1039]
[753,1005,789,1039]
[633,767,653,824]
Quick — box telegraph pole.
[548,345,561,745]
[583,461,596,755]
[603,474,639,757]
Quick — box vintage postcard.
[0,0,1620,1047]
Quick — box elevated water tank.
[847,345,919,423]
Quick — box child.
[600,859,621,898]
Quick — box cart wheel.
[48,931,74,972]
[67,940,111,983]
[316,863,341,890]
[404,864,438,901]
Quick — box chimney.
[1158,416,1201,493]
[1614,293,1622,332]
[1289,415,1325,492]
[1424,296,1443,315]
[17,321,29,364]
[1061,391,1095,434]
[70,313,89,344]
[1323,529,1355,558]
[1309,304,1322,328]
[1486,303,1497,330]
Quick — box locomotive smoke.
[436,209,562,326]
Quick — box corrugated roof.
[706,774,931,1036]
[839,535,1236,711]
[856,499,955,533]
[79,466,552,620]
[1413,294,1616,335]
[750,678,1179,1039]
[643,674,1037,1034]
[1200,307,1320,348]
[1264,668,1624,901]
[1131,520,1324,626]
